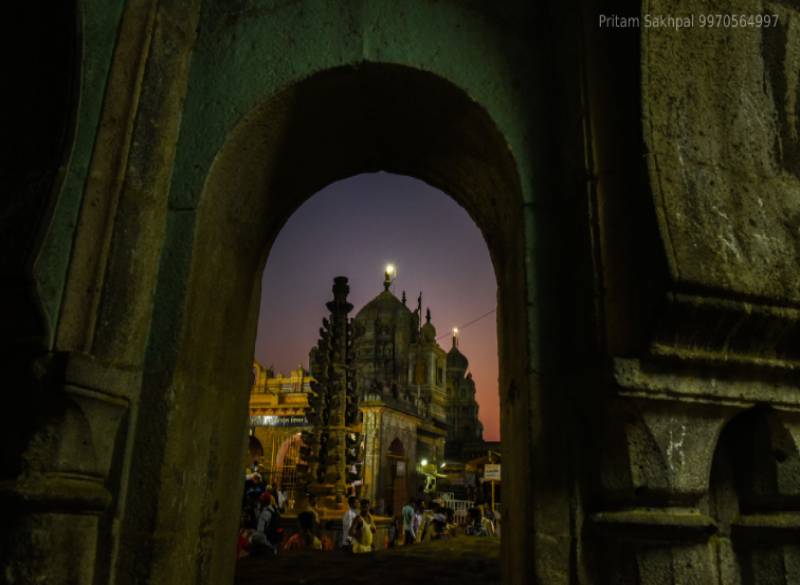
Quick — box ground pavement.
[235,535,501,585]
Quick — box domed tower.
[352,270,450,510]
[445,330,484,460]
[407,308,448,424]
[352,269,417,402]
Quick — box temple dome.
[420,320,437,342]
[447,343,469,371]
[354,289,413,321]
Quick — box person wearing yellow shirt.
[349,498,377,553]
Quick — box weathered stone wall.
[645,0,800,303]
[577,2,800,583]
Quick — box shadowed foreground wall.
[2,1,799,584]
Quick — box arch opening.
[246,170,501,554]
[135,62,533,585]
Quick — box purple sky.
[255,172,500,441]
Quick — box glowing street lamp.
[420,458,428,467]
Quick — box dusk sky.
[255,172,500,441]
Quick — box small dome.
[421,321,437,342]
[419,307,437,342]
[447,344,469,370]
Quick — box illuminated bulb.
[452,327,459,336]
[440,462,446,468]
[385,264,396,276]
[421,458,428,467]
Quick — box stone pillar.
[361,409,383,505]
[0,353,132,585]
[591,385,734,584]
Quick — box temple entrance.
[274,433,303,504]
[387,438,407,518]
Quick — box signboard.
[249,415,308,427]
[484,464,501,481]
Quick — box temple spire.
[417,292,423,334]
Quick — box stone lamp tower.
[298,276,359,507]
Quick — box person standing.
[341,495,358,551]
[251,497,279,555]
[412,500,423,543]
[276,485,288,512]
[349,498,377,553]
[306,494,321,527]
[401,497,416,545]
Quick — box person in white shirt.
[341,495,358,550]
[276,486,288,512]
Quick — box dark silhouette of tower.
[298,277,359,504]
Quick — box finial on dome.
[384,264,396,291]
[402,291,407,305]
[452,327,459,348]
[417,292,423,333]
[425,308,431,324]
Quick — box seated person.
[444,506,458,536]
[481,512,496,537]
[465,507,486,536]
[430,503,448,539]
[283,511,322,551]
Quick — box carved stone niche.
[0,351,132,585]
[706,408,800,584]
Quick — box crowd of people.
[237,462,498,559]
[238,464,287,558]
[390,497,497,546]
[343,494,498,551]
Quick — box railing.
[441,497,472,525]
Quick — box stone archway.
[388,438,405,457]
[6,2,800,585]
[273,433,303,498]
[123,62,546,585]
